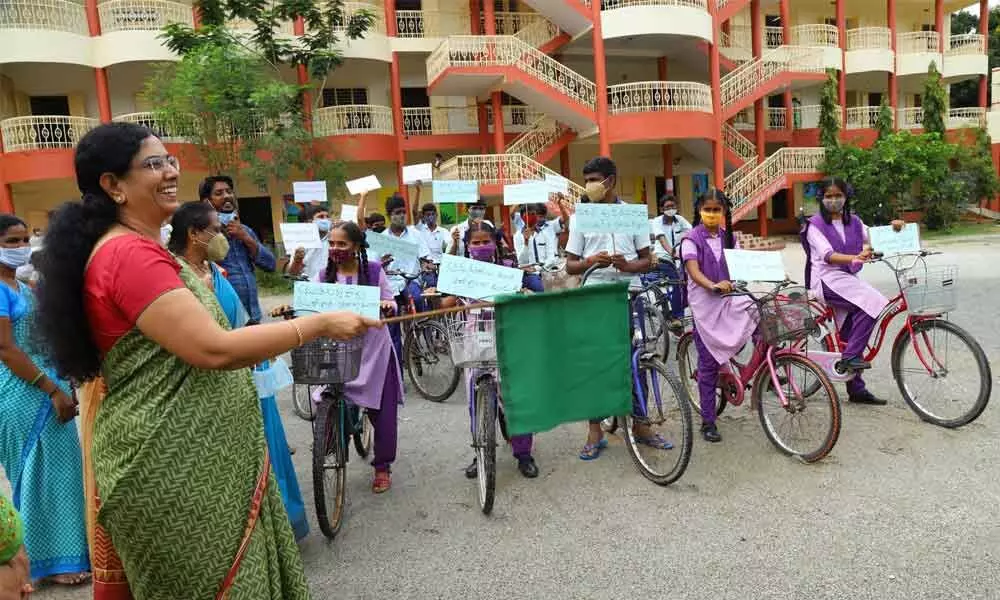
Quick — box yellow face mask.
[700,211,723,228]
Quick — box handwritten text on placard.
[279,223,322,253]
[869,223,920,256]
[365,231,421,274]
[723,249,787,282]
[293,281,381,320]
[437,254,523,300]
[503,181,549,206]
[573,203,650,236]
[432,180,479,204]
[292,181,327,204]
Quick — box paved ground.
[10,237,1000,600]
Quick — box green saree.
[90,263,310,600]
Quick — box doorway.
[237,196,276,248]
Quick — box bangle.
[289,320,304,348]
[29,372,43,386]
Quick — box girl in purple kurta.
[801,177,893,405]
[311,220,403,493]
[681,190,756,443]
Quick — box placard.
[365,231,421,275]
[573,203,650,236]
[723,249,786,282]
[437,254,524,300]
[279,223,322,253]
[432,180,479,204]
[869,223,920,257]
[293,281,381,320]
[503,181,549,206]
[402,163,433,184]
[340,204,358,222]
[544,174,570,195]
[345,175,382,196]
[292,181,327,204]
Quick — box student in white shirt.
[646,194,691,326]
[447,197,494,257]
[514,202,568,292]
[564,157,672,461]
[416,203,449,264]
[286,204,331,281]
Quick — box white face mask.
[0,246,32,269]
[664,209,678,218]
[822,196,846,213]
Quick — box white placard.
[723,249,787,282]
[403,163,434,184]
[345,175,382,196]
[544,174,570,195]
[432,180,479,204]
[436,254,524,300]
[503,181,550,206]
[293,281,381,320]
[340,204,358,222]
[365,231,422,275]
[279,223,322,253]
[869,223,920,257]
[573,203,650,237]
[292,181,327,204]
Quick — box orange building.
[0,0,992,240]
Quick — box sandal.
[578,438,608,461]
[372,469,391,494]
[635,432,674,450]
[48,572,92,586]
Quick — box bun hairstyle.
[167,202,216,255]
[817,176,853,225]
[35,122,153,381]
[324,220,371,286]
[692,188,735,250]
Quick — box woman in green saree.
[34,122,380,600]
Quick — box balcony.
[0,0,88,35]
[402,106,477,135]
[1,0,92,65]
[600,0,713,44]
[845,27,893,73]
[0,116,99,152]
[313,105,393,136]
[95,0,193,63]
[896,31,941,76]
[112,112,190,143]
[897,107,986,131]
[845,106,890,130]
[606,81,715,142]
[944,33,988,80]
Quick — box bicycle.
[386,266,461,402]
[804,250,991,428]
[282,273,322,421]
[676,280,841,463]
[277,308,367,539]
[581,265,694,485]
[634,256,689,360]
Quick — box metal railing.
[395,10,470,38]
[728,147,825,220]
[401,106,477,135]
[480,11,549,36]
[0,0,89,34]
[1,116,100,151]
[722,123,755,162]
[790,24,839,47]
[896,31,939,54]
[846,27,892,50]
[845,106,889,130]
[98,0,193,32]
[766,107,786,130]
[313,105,393,136]
[898,107,987,130]
[512,17,561,48]
[427,36,597,109]
[607,81,712,114]
[720,46,825,109]
[765,26,783,49]
[333,2,384,34]
[507,115,568,158]
[112,112,189,142]
[600,0,708,9]
[437,153,586,202]
[484,104,543,131]
[793,104,829,129]
[947,33,986,55]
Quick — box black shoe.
[517,456,539,479]
[837,356,872,373]
[848,390,887,406]
[701,423,722,443]
[464,458,478,479]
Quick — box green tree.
[819,69,840,148]
[874,97,893,141]
[950,7,999,107]
[921,61,948,137]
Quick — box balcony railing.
[793,104,829,129]
[1,116,99,151]
[478,11,551,36]
[897,106,986,130]
[334,1,384,34]
[313,104,393,136]
[396,10,470,38]
[728,147,826,217]
[767,107,786,130]
[720,46,825,109]
[437,153,586,201]
[845,106,890,130]
[0,0,89,35]
[846,27,892,50]
[402,106,477,135]
[513,17,560,48]
[897,31,939,54]
[506,115,568,158]
[112,112,189,142]
[98,0,193,32]
[484,104,543,130]
[227,17,295,35]
[947,33,986,56]
[765,26,783,49]
[790,24,839,47]
[600,0,708,9]
[722,24,751,50]
[607,82,712,114]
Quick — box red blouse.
[84,235,184,355]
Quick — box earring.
[115,195,126,205]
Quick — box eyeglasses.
[140,154,180,172]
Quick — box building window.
[321,88,369,107]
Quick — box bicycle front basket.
[754,287,818,346]
[289,335,364,385]
[445,311,497,368]
[901,264,958,316]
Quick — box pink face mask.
[468,243,496,262]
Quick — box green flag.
[495,283,633,436]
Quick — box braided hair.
[817,177,853,226]
[463,220,504,264]
[323,220,371,286]
[692,188,735,250]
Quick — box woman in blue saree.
[0,214,91,585]
[169,202,309,540]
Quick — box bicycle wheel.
[753,353,840,463]
[623,358,693,486]
[404,320,460,402]
[313,393,348,539]
[632,287,668,361]
[676,333,726,419]
[351,405,373,459]
[292,383,315,421]
[473,376,497,515]
[891,318,992,428]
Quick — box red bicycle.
[802,250,991,428]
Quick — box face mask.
[525,214,541,229]
[371,224,386,233]
[822,196,846,213]
[423,214,437,227]
[469,208,486,221]
[217,211,237,226]
[314,218,331,234]
[664,209,678,218]
[700,211,723,228]
[584,178,609,202]
[0,246,31,269]
[468,244,496,262]
[202,233,230,262]
[328,248,355,264]
[390,213,407,228]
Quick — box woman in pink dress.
[680,190,756,443]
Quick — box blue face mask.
[0,246,32,269]
[314,218,331,234]
[218,211,237,226]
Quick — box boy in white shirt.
[646,194,691,328]
[514,202,568,292]
[447,197,494,257]
[286,204,331,281]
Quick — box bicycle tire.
[676,333,726,419]
[891,318,992,428]
[474,376,497,515]
[352,405,373,459]
[292,383,315,421]
[622,358,693,486]
[752,353,840,463]
[313,394,348,539]
[404,320,461,402]
[632,286,669,361]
